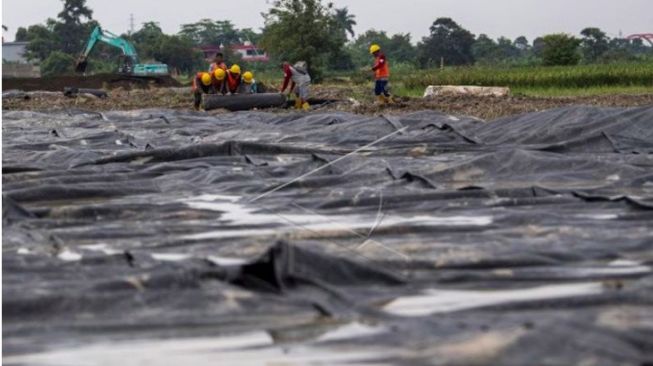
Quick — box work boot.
[294,99,303,109]
[376,95,387,105]
[385,95,394,104]
[302,102,310,111]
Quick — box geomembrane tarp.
[3,106,653,365]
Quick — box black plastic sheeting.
[3,106,653,365]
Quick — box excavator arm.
[75,26,140,73]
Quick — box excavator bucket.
[74,55,88,73]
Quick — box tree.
[348,30,389,68]
[580,27,609,63]
[514,36,529,51]
[238,28,262,44]
[334,7,357,39]
[40,51,75,76]
[532,37,545,58]
[179,19,241,46]
[599,38,638,63]
[540,34,581,66]
[130,22,165,60]
[153,35,204,74]
[57,0,92,25]
[260,0,345,81]
[15,27,28,41]
[22,0,96,61]
[348,30,417,69]
[471,35,521,65]
[496,37,519,60]
[54,0,96,54]
[387,33,417,64]
[472,34,498,64]
[418,18,475,67]
[23,21,61,61]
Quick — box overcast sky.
[2,0,651,43]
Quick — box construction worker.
[212,68,227,95]
[225,64,242,94]
[240,71,258,94]
[370,44,392,104]
[280,61,311,110]
[192,71,216,109]
[209,52,227,73]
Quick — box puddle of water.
[608,259,642,267]
[151,253,192,261]
[80,243,248,266]
[182,194,492,240]
[3,323,390,366]
[57,249,82,261]
[575,213,618,220]
[571,265,651,276]
[384,282,604,317]
[80,243,122,256]
[150,252,248,266]
[207,255,248,266]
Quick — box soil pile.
[3,73,181,92]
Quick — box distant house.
[197,42,270,63]
[3,41,30,63]
[2,41,40,78]
[197,45,221,60]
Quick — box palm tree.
[334,7,357,39]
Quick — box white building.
[3,41,30,63]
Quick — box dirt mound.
[2,73,181,92]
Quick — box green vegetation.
[400,62,653,90]
[512,86,653,97]
[260,0,349,81]
[40,51,75,76]
[540,34,582,66]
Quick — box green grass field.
[389,62,653,97]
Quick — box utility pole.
[129,14,135,35]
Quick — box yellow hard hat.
[230,64,241,74]
[200,72,212,86]
[213,68,226,81]
[242,71,254,84]
[370,44,381,54]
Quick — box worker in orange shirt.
[209,52,227,73]
[225,64,242,94]
[370,44,392,104]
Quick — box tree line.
[7,0,652,78]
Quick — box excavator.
[75,26,169,77]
